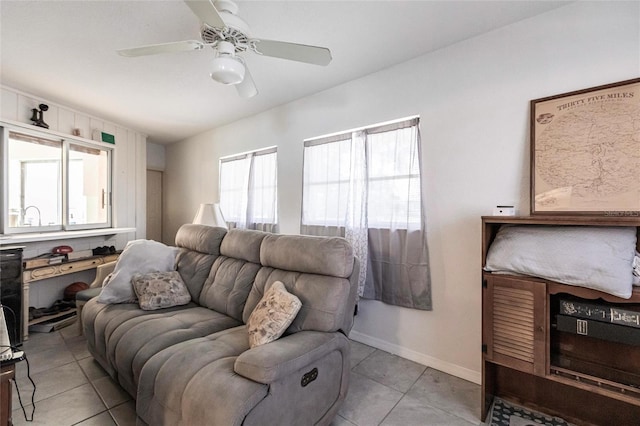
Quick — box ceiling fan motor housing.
[201,0,251,52]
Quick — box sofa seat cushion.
[83,298,242,396]
[76,287,102,302]
[137,326,268,426]
[138,327,352,426]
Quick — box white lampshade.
[210,56,245,85]
[210,42,245,85]
[193,203,227,229]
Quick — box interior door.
[146,169,163,242]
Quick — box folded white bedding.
[485,225,637,299]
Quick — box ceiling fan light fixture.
[210,55,245,85]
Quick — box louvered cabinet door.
[483,275,547,376]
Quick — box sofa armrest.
[89,261,117,288]
[234,331,349,384]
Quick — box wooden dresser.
[482,216,640,425]
[1,363,15,426]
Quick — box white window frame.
[302,116,422,230]
[1,123,113,235]
[218,146,278,230]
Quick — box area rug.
[487,398,573,426]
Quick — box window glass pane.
[250,152,277,224]
[219,149,278,228]
[302,139,350,226]
[367,127,421,228]
[367,128,417,179]
[68,144,109,225]
[219,157,250,223]
[7,132,62,228]
[302,119,422,230]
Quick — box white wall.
[164,2,640,383]
[1,85,147,307]
[147,142,166,171]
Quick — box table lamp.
[193,203,227,229]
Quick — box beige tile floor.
[10,323,482,425]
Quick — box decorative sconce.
[30,103,49,129]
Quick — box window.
[219,147,277,231]
[303,127,422,229]
[302,137,351,227]
[301,117,431,310]
[68,144,110,226]
[2,126,112,234]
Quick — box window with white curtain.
[301,117,431,310]
[219,147,278,232]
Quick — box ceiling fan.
[117,0,332,98]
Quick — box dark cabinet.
[482,216,640,426]
[0,247,23,346]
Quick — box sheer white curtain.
[220,155,251,228]
[301,117,431,310]
[363,123,430,309]
[249,150,278,232]
[344,131,368,296]
[220,147,278,232]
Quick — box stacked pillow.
[98,239,180,304]
[485,225,637,298]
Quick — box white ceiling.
[1,1,570,145]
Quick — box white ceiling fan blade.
[252,39,332,66]
[184,0,226,28]
[118,40,204,57]
[236,65,258,98]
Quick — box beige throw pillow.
[132,271,191,311]
[247,281,302,348]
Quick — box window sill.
[0,227,136,244]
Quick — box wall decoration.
[531,78,640,216]
[30,103,49,129]
[92,129,115,144]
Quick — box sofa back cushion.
[243,234,356,334]
[199,229,268,321]
[175,224,227,303]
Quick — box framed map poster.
[531,78,640,216]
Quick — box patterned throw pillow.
[132,271,191,311]
[247,281,302,348]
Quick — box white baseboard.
[349,330,481,385]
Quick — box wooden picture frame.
[530,78,640,216]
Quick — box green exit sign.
[93,129,115,144]
[101,132,115,144]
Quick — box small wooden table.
[21,253,119,340]
[1,363,16,426]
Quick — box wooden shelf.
[549,367,640,407]
[23,253,119,283]
[28,308,77,326]
[482,216,640,425]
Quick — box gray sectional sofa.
[82,224,359,425]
